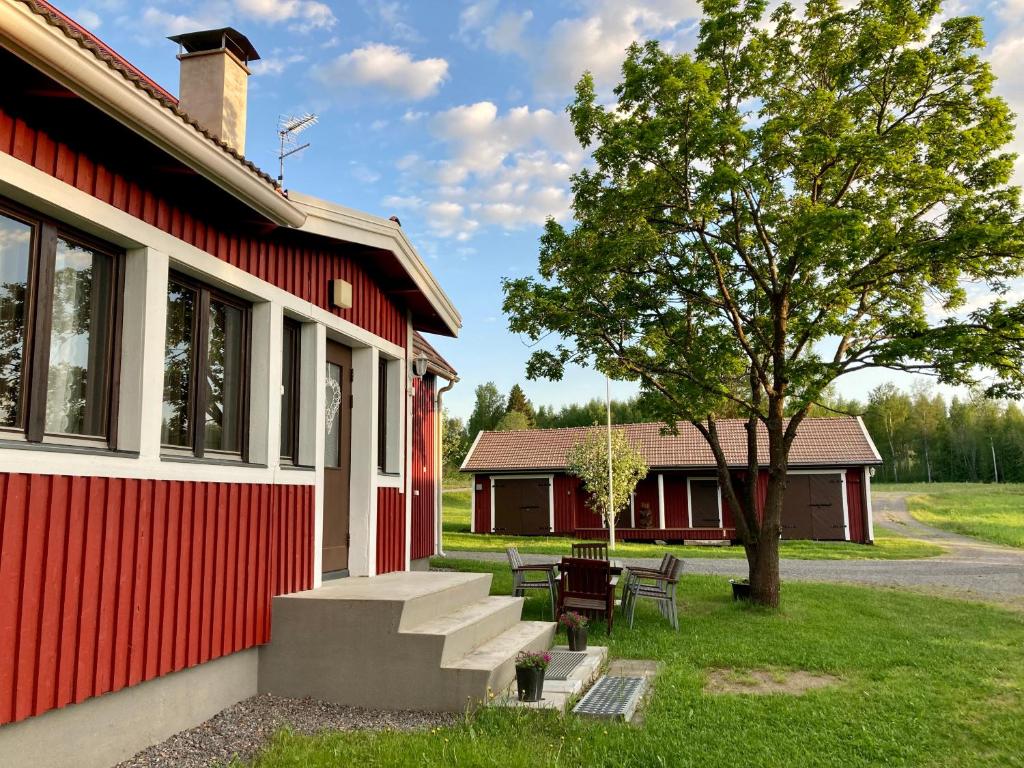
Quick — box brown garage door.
[493,478,551,535]
[689,479,721,528]
[781,473,846,540]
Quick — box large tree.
[504,0,1024,605]
[466,382,506,440]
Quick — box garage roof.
[461,417,883,473]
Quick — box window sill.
[0,439,138,459]
[160,455,268,469]
[280,463,315,472]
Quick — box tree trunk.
[745,403,787,608]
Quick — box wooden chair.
[557,557,615,634]
[571,541,609,561]
[623,555,683,630]
[506,546,556,618]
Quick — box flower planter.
[516,665,545,702]
[567,625,588,652]
[730,579,751,601]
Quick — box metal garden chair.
[506,546,557,618]
[622,555,682,630]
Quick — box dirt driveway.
[448,492,1024,608]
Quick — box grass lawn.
[250,558,1024,767]
[877,482,1024,549]
[441,490,944,560]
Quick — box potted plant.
[514,650,551,702]
[559,611,589,651]
[730,579,751,601]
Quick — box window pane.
[324,362,341,468]
[377,359,387,471]
[45,238,114,437]
[0,213,32,428]
[161,281,195,446]
[205,298,244,453]
[280,322,297,459]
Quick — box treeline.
[444,380,1024,483]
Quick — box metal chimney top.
[168,28,261,64]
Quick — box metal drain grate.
[573,675,646,721]
[546,651,587,681]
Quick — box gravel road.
[446,492,1024,608]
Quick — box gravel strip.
[116,694,460,768]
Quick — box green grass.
[878,482,1024,549]
[442,490,944,560]
[250,558,1024,767]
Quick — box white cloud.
[250,52,305,75]
[458,2,533,55]
[139,6,228,35]
[360,0,421,42]
[235,0,336,31]
[349,162,381,184]
[314,43,449,100]
[402,109,426,123]
[75,8,102,28]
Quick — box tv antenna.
[277,113,318,186]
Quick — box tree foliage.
[566,429,649,549]
[494,409,532,431]
[503,0,1024,605]
[505,383,536,426]
[466,382,506,439]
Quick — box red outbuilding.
[462,417,882,544]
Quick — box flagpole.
[606,374,615,550]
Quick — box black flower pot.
[567,626,588,652]
[730,579,752,601]
[516,666,545,702]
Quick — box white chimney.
[168,28,260,155]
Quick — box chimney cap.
[168,28,261,63]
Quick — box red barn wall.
[0,473,313,727]
[472,475,491,533]
[375,487,405,574]
[552,474,580,534]
[0,106,406,348]
[845,467,866,543]
[410,375,436,561]
[631,477,659,528]
[661,473,688,528]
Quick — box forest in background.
[444,382,1024,485]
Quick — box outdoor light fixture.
[330,279,352,309]
[411,355,430,378]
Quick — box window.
[0,200,121,446]
[161,273,250,459]
[376,357,388,472]
[280,318,300,463]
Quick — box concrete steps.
[259,571,555,712]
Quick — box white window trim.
[629,492,635,528]
[657,473,666,529]
[863,468,874,543]
[489,474,555,534]
[470,475,477,533]
[686,476,724,529]
[787,469,850,541]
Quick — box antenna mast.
[277,113,318,186]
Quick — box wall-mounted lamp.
[411,355,430,378]
[330,279,352,309]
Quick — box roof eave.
[1,1,305,229]
[290,191,462,337]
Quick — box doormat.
[546,651,588,680]
[573,675,647,721]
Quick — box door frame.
[489,474,554,534]
[787,469,850,541]
[686,476,724,528]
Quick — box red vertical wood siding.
[0,106,406,348]
[410,375,436,561]
[631,477,659,529]
[845,468,866,543]
[0,474,313,727]
[661,473,689,528]
[552,475,579,534]
[473,475,491,533]
[375,487,406,574]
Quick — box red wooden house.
[462,417,882,544]
[0,3,516,765]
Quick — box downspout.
[435,375,458,557]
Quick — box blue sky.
[65,0,1024,419]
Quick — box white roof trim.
[459,430,485,472]
[289,191,461,337]
[856,415,884,463]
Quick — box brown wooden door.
[493,478,551,535]
[689,478,721,528]
[322,340,352,575]
[780,475,813,539]
[808,474,846,540]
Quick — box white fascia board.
[288,192,462,337]
[459,430,485,472]
[0,1,304,228]
[857,416,885,463]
